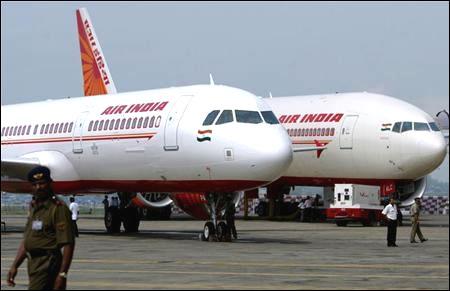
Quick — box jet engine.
[130,192,173,208]
[397,177,427,207]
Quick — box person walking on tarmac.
[225,195,238,239]
[69,197,80,237]
[382,197,398,247]
[6,166,75,290]
[410,197,428,243]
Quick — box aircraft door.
[339,115,359,149]
[164,95,193,151]
[72,111,90,154]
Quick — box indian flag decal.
[197,129,212,142]
[381,123,392,131]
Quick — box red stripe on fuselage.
[1,133,156,145]
[1,179,266,195]
[275,177,407,187]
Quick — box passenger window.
[104,120,110,131]
[429,122,441,132]
[392,122,401,133]
[203,110,220,126]
[414,122,430,131]
[216,110,234,125]
[261,111,279,124]
[401,122,412,132]
[235,110,262,124]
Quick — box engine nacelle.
[130,192,173,208]
[397,177,427,207]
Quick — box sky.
[1,2,449,181]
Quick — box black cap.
[28,166,52,183]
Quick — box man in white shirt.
[382,197,398,247]
[69,197,79,237]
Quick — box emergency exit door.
[339,115,358,149]
[164,95,193,151]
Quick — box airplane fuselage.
[1,85,293,194]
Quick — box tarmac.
[1,214,448,290]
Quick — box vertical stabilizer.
[76,8,117,96]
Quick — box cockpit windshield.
[261,111,280,124]
[202,110,220,126]
[429,122,441,131]
[414,122,430,131]
[216,110,234,125]
[391,121,440,133]
[235,110,263,124]
[202,109,278,126]
[401,122,412,132]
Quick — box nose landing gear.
[200,193,236,242]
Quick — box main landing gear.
[200,193,236,242]
[104,192,140,233]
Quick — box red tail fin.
[76,8,117,96]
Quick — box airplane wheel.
[336,221,348,227]
[216,221,229,242]
[203,222,215,241]
[123,207,140,233]
[105,207,121,233]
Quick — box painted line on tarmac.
[3,257,447,270]
[2,267,447,280]
[2,280,433,290]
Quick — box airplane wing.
[1,157,41,181]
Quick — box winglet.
[209,74,215,86]
[76,8,117,96]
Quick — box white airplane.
[73,8,447,231]
[0,11,294,241]
[169,93,447,221]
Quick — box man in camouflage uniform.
[410,197,428,243]
[6,166,75,290]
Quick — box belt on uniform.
[26,249,60,258]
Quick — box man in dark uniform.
[6,166,75,290]
[225,195,238,240]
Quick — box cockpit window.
[429,122,441,131]
[392,122,402,133]
[215,110,234,125]
[414,122,430,131]
[202,110,220,126]
[401,122,412,133]
[235,110,263,124]
[261,111,280,124]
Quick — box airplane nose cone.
[417,134,447,173]
[252,126,293,182]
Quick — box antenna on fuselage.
[209,74,215,86]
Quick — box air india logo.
[76,11,108,96]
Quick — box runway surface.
[1,214,448,289]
